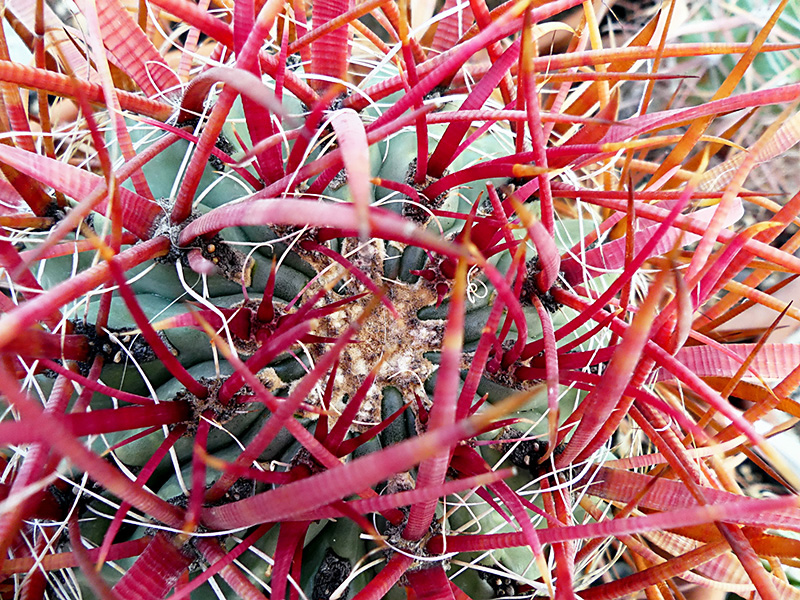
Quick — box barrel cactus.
[1,0,800,599]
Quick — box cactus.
[1,1,800,599]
